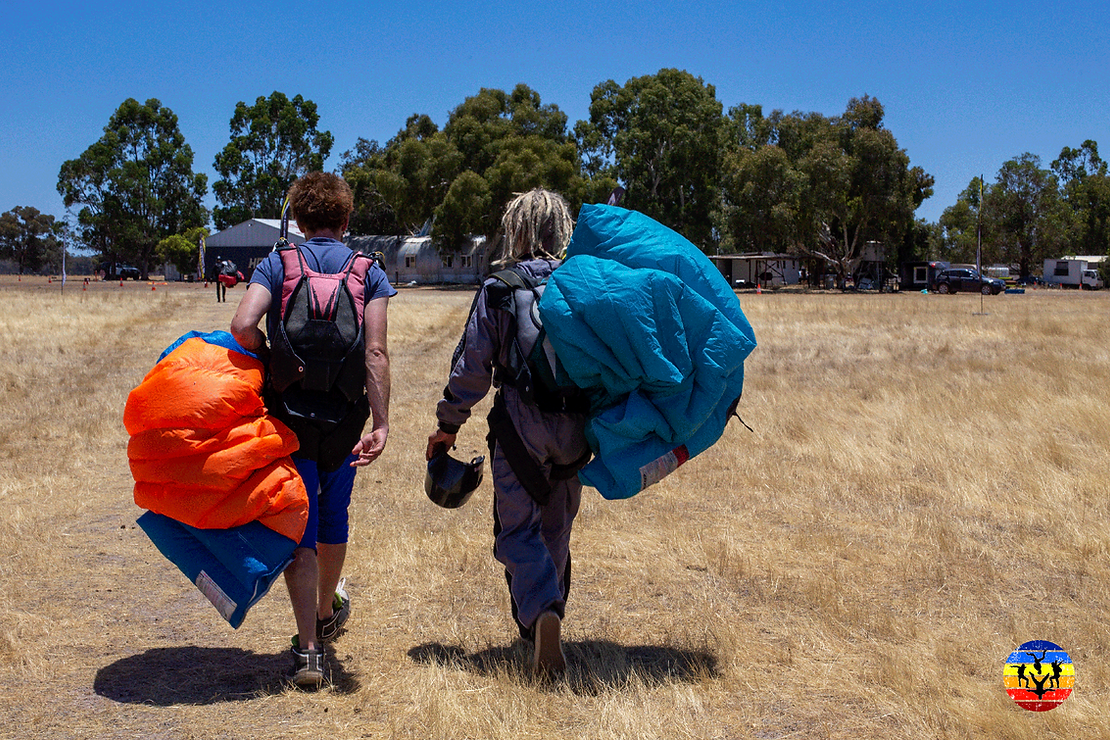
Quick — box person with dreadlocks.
[427,188,591,677]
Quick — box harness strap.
[485,393,591,506]
[486,393,553,506]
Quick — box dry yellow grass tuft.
[0,278,1107,738]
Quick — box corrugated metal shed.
[347,235,487,285]
[204,219,306,279]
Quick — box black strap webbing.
[486,393,553,506]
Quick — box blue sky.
[2,0,1107,230]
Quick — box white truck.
[1044,259,1104,290]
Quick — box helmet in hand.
[425,447,484,508]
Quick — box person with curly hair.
[232,172,395,687]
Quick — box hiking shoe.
[290,642,326,689]
[316,580,350,641]
[532,610,566,677]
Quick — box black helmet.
[425,447,484,508]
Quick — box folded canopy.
[540,205,757,500]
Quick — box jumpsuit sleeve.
[435,283,510,433]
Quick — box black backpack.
[267,243,374,471]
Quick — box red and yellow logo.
[1003,640,1074,712]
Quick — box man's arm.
[230,283,272,352]
[351,295,390,467]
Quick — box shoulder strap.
[490,267,538,291]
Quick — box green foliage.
[577,69,724,250]
[1052,140,1110,258]
[717,96,932,276]
[434,171,491,246]
[57,98,207,277]
[342,85,591,250]
[984,153,1066,275]
[212,92,334,230]
[156,225,209,276]
[0,206,63,274]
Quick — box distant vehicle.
[931,268,1005,295]
[1015,275,1045,286]
[1044,258,1103,289]
[99,262,142,280]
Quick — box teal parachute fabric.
[539,205,757,500]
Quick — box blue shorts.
[294,454,357,549]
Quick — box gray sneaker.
[316,581,350,641]
[290,641,326,688]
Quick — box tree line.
[2,69,1106,278]
[935,142,1110,277]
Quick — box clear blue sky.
[2,0,1107,230]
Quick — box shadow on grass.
[94,645,360,704]
[408,639,719,695]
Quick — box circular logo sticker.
[1004,640,1074,712]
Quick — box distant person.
[214,258,227,303]
[231,172,395,688]
[427,188,590,677]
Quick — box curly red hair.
[288,172,354,234]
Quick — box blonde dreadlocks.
[497,188,574,264]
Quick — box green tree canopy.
[985,153,1066,276]
[57,98,208,278]
[0,206,63,274]
[156,225,209,276]
[342,85,594,249]
[1052,140,1110,258]
[576,69,724,250]
[937,177,986,264]
[718,96,932,276]
[212,92,334,230]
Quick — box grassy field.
[0,277,1107,739]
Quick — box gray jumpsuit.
[436,258,589,638]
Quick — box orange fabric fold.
[125,336,308,542]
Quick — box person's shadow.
[409,639,719,695]
[94,645,359,704]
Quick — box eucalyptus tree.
[576,69,724,250]
[985,153,1066,276]
[1051,140,1110,257]
[343,85,587,249]
[57,98,208,277]
[937,177,987,264]
[718,97,931,277]
[212,92,333,230]
[0,206,63,274]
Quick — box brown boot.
[532,611,566,676]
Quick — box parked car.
[1015,274,1045,286]
[931,268,1005,295]
[99,262,142,280]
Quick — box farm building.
[899,261,949,291]
[197,219,306,280]
[712,253,803,288]
[173,218,488,285]
[346,235,487,285]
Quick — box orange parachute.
[125,331,308,542]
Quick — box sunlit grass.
[0,278,1107,738]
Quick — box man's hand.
[351,426,388,467]
[426,428,457,461]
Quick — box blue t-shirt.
[251,237,397,341]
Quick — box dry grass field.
[0,276,1107,739]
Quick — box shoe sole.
[533,611,566,676]
[293,669,324,688]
